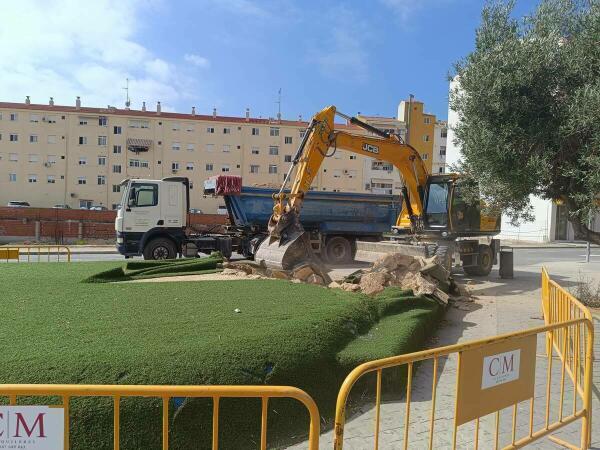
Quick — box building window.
[30,114,40,123]
[9,153,18,161]
[333,170,341,178]
[48,135,57,144]
[46,115,57,124]
[284,136,292,144]
[172,162,180,171]
[79,136,87,145]
[185,123,194,132]
[270,127,280,137]
[424,117,431,124]
[206,144,214,152]
[98,116,107,126]
[223,127,231,134]
[78,176,87,185]
[251,127,259,136]
[140,160,149,168]
[439,146,446,156]
[251,147,260,155]
[29,135,38,143]
[250,165,259,174]
[113,145,122,154]
[47,175,56,184]
[422,153,429,160]
[441,129,448,138]
[129,120,149,129]
[187,143,194,151]
[171,122,180,131]
[206,127,215,134]
[439,167,445,173]
[269,146,279,155]
[299,130,306,139]
[79,117,88,125]
[28,154,39,163]
[206,163,213,171]
[348,170,357,178]
[349,155,357,160]
[98,136,107,146]
[112,184,121,193]
[186,162,194,171]
[47,155,57,164]
[221,165,230,172]
[97,175,106,185]
[9,173,16,182]
[372,161,393,171]
[172,142,181,151]
[79,157,87,165]
[129,159,140,168]
[98,156,107,166]
[223,144,231,153]
[28,174,37,183]
[268,165,278,174]
[10,112,18,121]
[113,165,122,173]
[284,155,292,162]
[113,126,122,134]
[423,135,430,142]
[10,134,18,142]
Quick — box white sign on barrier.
[0,406,64,450]
[481,349,521,389]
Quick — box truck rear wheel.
[464,244,493,276]
[325,236,353,265]
[143,238,177,260]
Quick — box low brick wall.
[0,207,228,243]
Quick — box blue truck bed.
[224,186,401,235]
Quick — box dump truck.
[115,176,401,263]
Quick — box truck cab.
[115,177,189,258]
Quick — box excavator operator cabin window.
[425,182,449,227]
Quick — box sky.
[0,0,541,122]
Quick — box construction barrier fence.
[0,245,72,262]
[333,267,594,450]
[0,384,319,450]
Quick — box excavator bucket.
[254,228,314,270]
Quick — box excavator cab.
[420,175,500,237]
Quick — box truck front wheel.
[143,238,177,260]
[464,244,493,276]
[325,236,353,265]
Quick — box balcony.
[127,138,152,153]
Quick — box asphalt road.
[65,246,599,264]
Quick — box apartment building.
[359,100,447,195]
[0,97,445,212]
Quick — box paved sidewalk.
[288,261,600,449]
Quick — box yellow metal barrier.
[0,384,320,450]
[0,245,72,262]
[334,268,594,450]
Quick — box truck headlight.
[117,237,124,244]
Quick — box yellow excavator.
[255,106,501,275]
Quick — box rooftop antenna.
[276,88,282,121]
[123,78,131,109]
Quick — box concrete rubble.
[221,252,453,305]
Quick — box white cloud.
[0,0,195,110]
[184,54,211,69]
[308,8,371,82]
[379,0,421,21]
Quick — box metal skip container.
[499,246,514,279]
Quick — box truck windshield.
[425,182,449,227]
[127,183,158,208]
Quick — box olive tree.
[450,0,600,242]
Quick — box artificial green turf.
[0,262,442,449]
[84,256,222,282]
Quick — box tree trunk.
[566,201,600,245]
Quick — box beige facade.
[0,98,445,213]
